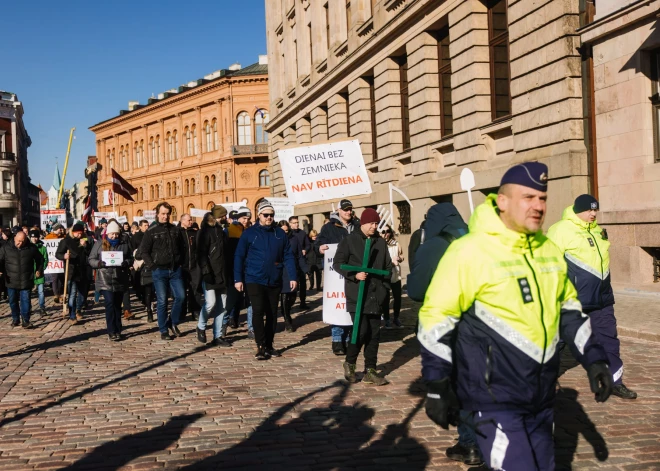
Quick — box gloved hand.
[99,261,107,268]
[202,273,214,285]
[587,361,613,403]
[121,260,130,268]
[425,378,460,429]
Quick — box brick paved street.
[0,290,658,470]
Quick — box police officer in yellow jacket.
[419,162,612,471]
[547,195,637,399]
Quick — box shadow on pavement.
[377,334,420,377]
[59,413,204,470]
[554,387,608,470]
[279,324,331,353]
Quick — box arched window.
[171,206,178,222]
[204,176,210,193]
[139,140,144,167]
[259,169,270,187]
[150,137,155,164]
[150,185,154,200]
[211,174,216,191]
[190,178,196,194]
[173,130,178,158]
[207,201,215,210]
[185,126,192,156]
[187,203,196,221]
[237,112,252,145]
[192,124,198,154]
[155,135,160,163]
[167,182,171,197]
[133,142,138,168]
[255,110,269,144]
[172,181,177,196]
[137,209,143,217]
[204,121,211,152]
[106,150,111,173]
[212,119,218,150]
[185,179,190,195]
[167,132,173,160]
[111,148,115,168]
[156,184,160,199]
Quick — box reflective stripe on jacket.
[546,206,613,311]
[418,194,607,412]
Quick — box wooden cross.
[340,238,390,344]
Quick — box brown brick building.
[89,57,271,222]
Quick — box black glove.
[121,260,130,268]
[587,361,613,403]
[425,378,460,429]
[202,273,214,285]
[99,261,107,268]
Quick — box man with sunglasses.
[315,199,361,355]
[234,199,297,360]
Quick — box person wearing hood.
[88,221,133,341]
[29,229,49,316]
[315,199,361,355]
[419,162,612,471]
[547,195,637,400]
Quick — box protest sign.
[117,216,128,224]
[101,251,124,266]
[41,210,67,232]
[322,244,352,326]
[278,139,372,205]
[94,211,118,226]
[44,239,64,274]
[190,208,208,218]
[269,197,294,221]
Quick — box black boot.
[221,324,228,339]
[446,443,483,466]
[147,309,154,323]
[612,383,638,399]
[283,294,294,332]
[332,342,345,356]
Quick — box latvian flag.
[111,169,138,202]
[82,195,95,231]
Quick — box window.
[651,49,660,162]
[325,3,330,49]
[366,76,378,160]
[150,185,154,200]
[398,56,411,150]
[155,135,160,163]
[156,185,160,199]
[211,174,216,190]
[134,142,138,168]
[237,112,252,145]
[150,137,155,164]
[259,169,270,187]
[438,28,453,136]
[224,171,228,185]
[167,182,172,197]
[205,121,211,152]
[488,0,511,120]
[111,149,115,168]
[205,176,210,192]
[167,132,173,160]
[139,187,143,201]
[190,178,196,194]
[137,140,144,168]
[173,130,179,158]
[3,172,11,193]
[185,126,192,156]
[212,119,218,150]
[172,181,177,196]
[255,110,269,144]
[122,146,127,170]
[185,179,190,195]
[192,125,198,154]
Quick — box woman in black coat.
[277,221,303,332]
[196,212,231,347]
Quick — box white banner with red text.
[322,243,352,326]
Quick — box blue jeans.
[67,280,84,319]
[458,410,481,450]
[8,288,31,323]
[331,325,351,343]
[36,283,45,309]
[198,282,227,340]
[152,267,185,334]
[101,290,123,335]
[222,289,253,332]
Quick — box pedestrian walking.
[225,206,254,336]
[334,208,392,386]
[306,230,322,291]
[548,194,637,399]
[139,202,186,340]
[0,231,45,328]
[234,199,297,360]
[315,199,361,356]
[29,229,49,316]
[179,213,202,322]
[419,162,612,471]
[381,225,403,329]
[132,219,153,320]
[88,221,133,341]
[288,216,311,309]
[45,224,65,304]
[278,220,305,332]
[196,211,231,346]
[56,223,91,324]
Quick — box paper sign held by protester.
[41,210,67,232]
[322,244,352,326]
[101,251,124,266]
[190,208,208,218]
[269,198,294,221]
[278,139,372,206]
[44,239,64,274]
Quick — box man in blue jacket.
[234,199,297,360]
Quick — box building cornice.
[578,0,657,44]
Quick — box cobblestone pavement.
[0,290,658,470]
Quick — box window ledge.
[480,118,513,138]
[315,59,328,74]
[334,40,348,58]
[357,17,374,37]
[383,0,406,12]
[275,98,284,109]
[286,87,296,100]
[275,22,283,35]
[299,74,311,88]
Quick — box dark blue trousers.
[586,305,623,385]
[474,408,554,471]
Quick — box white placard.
[101,251,124,266]
[322,244,352,326]
[278,139,372,206]
[269,197,294,221]
[41,210,67,232]
[44,239,63,274]
[94,212,118,226]
[190,208,208,218]
[222,202,246,213]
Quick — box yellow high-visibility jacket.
[547,206,613,311]
[418,194,606,412]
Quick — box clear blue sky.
[0,0,266,191]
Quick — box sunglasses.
[261,213,275,218]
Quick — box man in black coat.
[288,216,311,309]
[179,213,202,321]
[334,208,391,387]
[0,232,45,328]
[56,222,91,324]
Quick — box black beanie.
[573,194,599,214]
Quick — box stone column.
[327,94,349,140]
[296,117,311,144]
[348,77,375,164]
[310,107,328,143]
[407,31,442,175]
[448,0,490,166]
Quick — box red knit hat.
[360,208,380,225]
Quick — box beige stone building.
[90,58,272,222]
[580,0,660,289]
[265,0,600,271]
